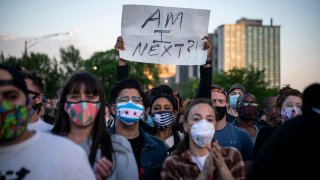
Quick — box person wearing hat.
[226,83,246,123]
[0,65,95,180]
[148,84,183,155]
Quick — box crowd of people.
[1,35,319,180]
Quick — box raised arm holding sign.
[120,4,210,65]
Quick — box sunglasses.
[28,90,41,99]
[211,85,228,97]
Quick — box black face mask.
[215,106,227,121]
[238,106,258,121]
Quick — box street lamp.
[23,31,73,69]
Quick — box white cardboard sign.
[120,4,210,65]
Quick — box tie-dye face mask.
[281,106,301,123]
[0,100,28,141]
[64,101,101,126]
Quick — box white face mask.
[190,119,215,148]
[281,106,301,123]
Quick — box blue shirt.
[214,123,254,161]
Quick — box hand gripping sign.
[120,4,210,65]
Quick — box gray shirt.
[80,134,139,180]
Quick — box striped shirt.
[161,147,246,180]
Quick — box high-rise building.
[213,18,281,87]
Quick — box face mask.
[229,94,240,108]
[105,115,114,128]
[215,106,227,121]
[0,100,28,141]
[145,114,154,127]
[151,111,174,129]
[116,100,144,125]
[238,106,258,121]
[281,106,301,122]
[64,101,101,126]
[190,119,215,148]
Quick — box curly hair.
[276,85,302,109]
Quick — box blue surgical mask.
[116,100,144,125]
[229,94,240,108]
[145,114,154,127]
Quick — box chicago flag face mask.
[116,101,144,125]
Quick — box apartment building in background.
[175,18,280,88]
[213,18,281,87]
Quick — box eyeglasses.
[238,102,258,107]
[117,96,143,104]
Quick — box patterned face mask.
[190,119,215,148]
[0,100,28,141]
[116,100,144,125]
[151,111,174,129]
[281,106,301,123]
[64,101,101,126]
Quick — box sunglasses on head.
[28,90,41,99]
[211,85,228,97]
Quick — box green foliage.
[127,61,161,89]
[171,78,199,101]
[83,49,161,101]
[59,46,83,77]
[212,66,279,109]
[2,46,162,99]
[83,49,118,100]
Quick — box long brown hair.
[173,98,215,156]
[52,71,113,167]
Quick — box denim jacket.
[109,125,167,180]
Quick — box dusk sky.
[1,0,319,91]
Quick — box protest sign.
[120,4,210,65]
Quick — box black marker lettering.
[153,30,171,44]
[175,44,184,58]
[132,42,148,56]
[148,44,159,56]
[165,12,183,29]
[161,45,173,57]
[141,9,161,28]
[187,40,195,53]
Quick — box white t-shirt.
[27,118,53,132]
[191,154,209,171]
[0,132,95,180]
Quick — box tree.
[84,49,161,102]
[171,78,199,101]
[212,66,278,109]
[60,45,83,78]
